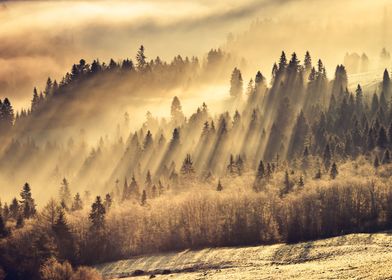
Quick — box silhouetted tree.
[181,154,195,176]
[216,180,223,191]
[20,183,36,219]
[71,193,83,211]
[229,67,243,98]
[141,190,147,206]
[59,178,71,209]
[89,196,105,232]
[104,194,112,211]
[9,198,19,219]
[330,162,338,179]
[136,45,147,71]
[374,155,380,168]
[382,149,391,164]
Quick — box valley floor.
[97,232,392,279]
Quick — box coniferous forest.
[1,1,392,279]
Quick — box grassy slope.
[97,232,392,279]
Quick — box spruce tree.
[236,155,244,175]
[9,198,19,219]
[20,182,36,219]
[282,170,291,195]
[52,208,74,262]
[143,130,153,150]
[141,190,147,206]
[122,177,129,201]
[59,178,71,208]
[227,154,236,175]
[71,193,83,211]
[104,194,112,211]
[323,144,332,170]
[136,45,147,71]
[374,155,380,168]
[256,160,265,179]
[330,162,338,179]
[298,175,304,188]
[229,68,243,98]
[181,154,195,175]
[145,170,152,190]
[217,180,223,191]
[304,51,312,71]
[89,196,106,232]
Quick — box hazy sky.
[0,0,391,109]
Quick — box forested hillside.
[1,47,392,279]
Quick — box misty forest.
[2,1,392,280]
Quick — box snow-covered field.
[97,232,392,279]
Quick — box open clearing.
[97,232,392,279]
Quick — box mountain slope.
[97,232,392,279]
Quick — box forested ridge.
[1,47,392,279]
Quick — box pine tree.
[278,51,287,71]
[256,160,265,179]
[59,178,71,208]
[144,171,153,195]
[235,155,244,175]
[304,51,312,71]
[143,130,153,150]
[122,177,129,201]
[129,175,140,198]
[323,144,332,170]
[298,175,304,188]
[44,77,53,97]
[136,45,147,71]
[31,87,40,112]
[9,198,19,219]
[52,208,74,262]
[20,183,36,219]
[374,155,380,168]
[89,196,106,232]
[266,163,272,178]
[141,190,147,206]
[227,154,236,175]
[330,162,338,179]
[71,193,83,211]
[171,97,185,126]
[382,69,390,95]
[282,170,291,195]
[104,194,112,211]
[371,93,379,115]
[151,184,157,198]
[355,84,363,113]
[181,154,195,175]
[229,67,243,98]
[216,180,223,191]
[0,98,14,133]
